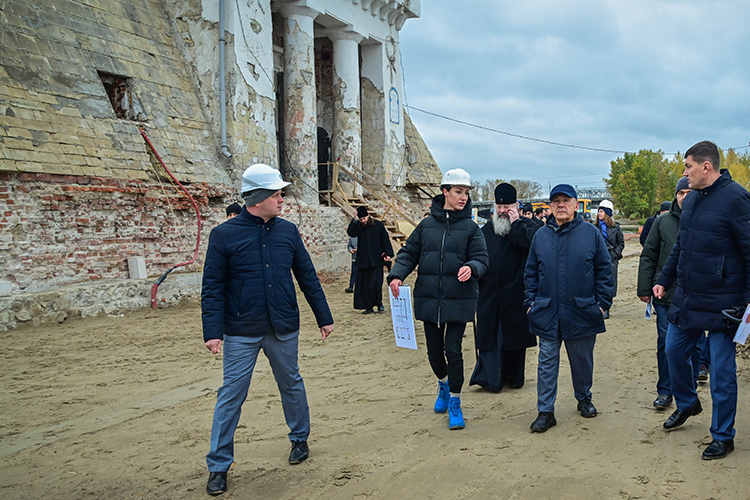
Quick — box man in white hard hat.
[388,168,488,430]
[202,163,334,495]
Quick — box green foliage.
[605,150,662,219]
[606,148,750,219]
[725,149,750,190]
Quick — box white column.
[329,31,364,174]
[280,5,318,204]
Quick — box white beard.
[493,212,511,237]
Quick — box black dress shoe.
[378,304,385,312]
[362,308,374,314]
[702,439,734,460]
[663,399,702,430]
[345,288,353,293]
[653,394,673,410]
[289,440,309,464]
[530,412,557,433]
[577,398,597,418]
[206,471,227,496]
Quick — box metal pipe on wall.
[219,0,232,158]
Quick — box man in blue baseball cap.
[524,184,613,432]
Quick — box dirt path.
[2,240,749,499]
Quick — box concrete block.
[0,281,12,296]
[128,257,148,279]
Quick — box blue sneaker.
[448,397,465,429]
[434,381,450,413]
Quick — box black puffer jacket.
[387,195,489,325]
[597,220,624,261]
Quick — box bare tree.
[470,179,505,201]
[510,179,543,199]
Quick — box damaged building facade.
[0,0,441,329]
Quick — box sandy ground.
[2,239,750,500]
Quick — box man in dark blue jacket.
[524,184,613,433]
[202,164,334,495]
[654,140,750,460]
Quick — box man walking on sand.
[637,177,697,410]
[201,164,334,495]
[654,140,750,460]
[524,184,613,433]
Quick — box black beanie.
[494,183,517,204]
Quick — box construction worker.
[201,163,334,495]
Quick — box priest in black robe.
[347,206,393,314]
[471,183,539,391]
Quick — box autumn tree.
[654,153,684,206]
[607,147,749,220]
[725,149,750,189]
[605,150,662,219]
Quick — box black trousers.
[423,321,466,394]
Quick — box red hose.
[140,128,202,309]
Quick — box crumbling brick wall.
[0,171,233,293]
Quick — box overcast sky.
[398,0,750,191]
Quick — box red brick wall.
[0,172,233,292]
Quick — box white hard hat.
[241,163,290,195]
[599,200,614,211]
[441,168,472,188]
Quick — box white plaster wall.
[201,0,275,100]
[200,0,278,160]
[332,38,360,108]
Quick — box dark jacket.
[597,220,625,261]
[387,194,489,325]
[524,214,613,341]
[640,212,659,246]
[476,217,539,351]
[347,218,393,269]
[657,170,750,331]
[201,208,333,342]
[637,198,681,305]
[531,216,545,228]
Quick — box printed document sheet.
[389,285,418,350]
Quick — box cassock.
[347,217,394,310]
[470,217,538,392]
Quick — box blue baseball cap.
[549,184,577,200]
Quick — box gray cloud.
[399,0,750,190]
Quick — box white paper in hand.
[389,285,418,350]
[733,306,750,345]
[645,299,652,319]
